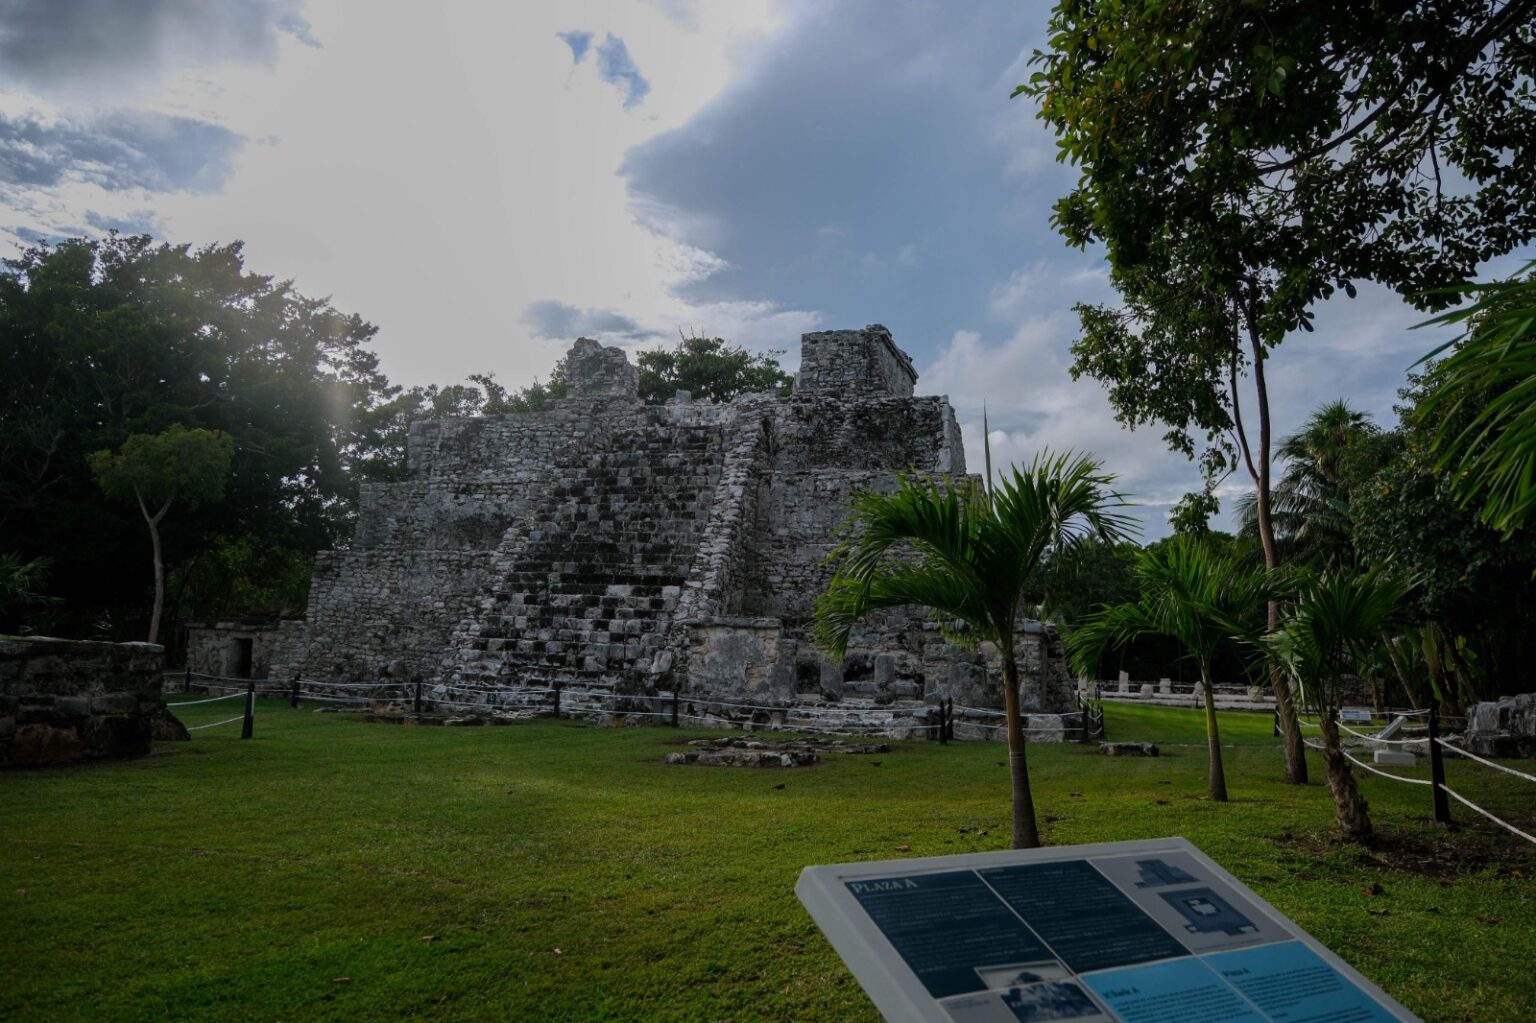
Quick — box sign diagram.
[796,837,1418,1023]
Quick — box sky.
[1,0,1526,538]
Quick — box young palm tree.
[814,451,1134,849]
[1266,568,1415,842]
[1067,538,1276,802]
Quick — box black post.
[241,679,255,739]
[670,689,679,728]
[944,697,954,742]
[938,696,948,744]
[184,667,191,693]
[1428,705,1451,826]
[553,681,562,720]
[413,677,423,715]
[290,674,300,709]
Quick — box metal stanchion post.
[1428,706,1451,825]
[240,679,255,739]
[670,689,679,728]
[290,674,300,709]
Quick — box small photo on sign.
[999,979,1113,1022]
[975,959,1072,990]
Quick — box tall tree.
[1068,538,1276,802]
[88,426,235,644]
[1019,0,1536,783]
[1267,568,1415,842]
[815,453,1134,848]
[0,234,395,640]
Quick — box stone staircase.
[447,420,726,693]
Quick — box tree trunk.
[1243,306,1308,785]
[137,488,170,646]
[1002,642,1041,849]
[1318,714,1372,842]
[1200,661,1228,802]
[1383,637,1422,711]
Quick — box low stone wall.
[1465,693,1536,757]
[0,636,165,766]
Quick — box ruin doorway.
[232,638,254,679]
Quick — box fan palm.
[814,451,1135,849]
[1067,538,1276,802]
[1266,568,1415,842]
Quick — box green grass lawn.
[3,700,1533,1022]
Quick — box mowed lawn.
[3,701,1534,1022]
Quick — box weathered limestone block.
[819,660,844,702]
[1100,742,1160,756]
[796,324,916,398]
[1465,692,1536,757]
[1,636,164,766]
[686,619,790,705]
[565,337,638,398]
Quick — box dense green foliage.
[636,335,792,405]
[0,236,397,639]
[816,453,1134,847]
[2,707,1532,1022]
[1418,267,1536,537]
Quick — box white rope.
[187,714,246,731]
[1439,784,1536,845]
[295,693,373,704]
[164,692,246,707]
[1302,738,1432,786]
[295,679,404,690]
[1335,720,1423,745]
[1435,739,1536,784]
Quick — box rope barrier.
[164,692,246,707]
[1438,785,1536,845]
[1302,738,1432,786]
[1334,720,1423,745]
[1435,739,1536,784]
[186,715,246,732]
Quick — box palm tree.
[1266,568,1415,842]
[1418,265,1536,538]
[1236,400,1383,569]
[1067,538,1275,802]
[814,451,1134,849]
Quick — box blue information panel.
[796,838,1418,1023]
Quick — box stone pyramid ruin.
[269,326,1083,738]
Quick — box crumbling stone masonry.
[270,326,1083,738]
[1,636,165,766]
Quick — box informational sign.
[796,837,1419,1023]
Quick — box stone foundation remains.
[1465,693,1536,758]
[1,636,166,766]
[271,325,1083,739]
